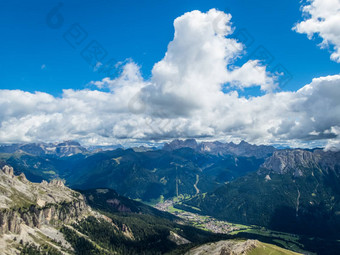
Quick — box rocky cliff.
[261,149,340,176]
[0,165,89,254]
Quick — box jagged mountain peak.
[0,140,87,157]
[163,138,198,151]
[163,139,275,158]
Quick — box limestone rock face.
[0,210,22,234]
[163,139,198,151]
[49,179,65,187]
[0,165,88,235]
[261,149,340,177]
[18,173,28,183]
[1,165,14,177]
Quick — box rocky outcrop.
[0,199,88,235]
[1,165,14,177]
[49,179,65,187]
[186,239,302,255]
[168,231,190,245]
[163,139,198,151]
[0,165,88,235]
[185,239,259,255]
[261,149,340,176]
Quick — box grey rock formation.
[0,165,88,235]
[163,139,198,151]
[163,139,275,158]
[0,140,87,157]
[185,239,259,255]
[261,149,340,176]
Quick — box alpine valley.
[0,139,339,254]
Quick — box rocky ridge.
[0,165,91,254]
[163,139,275,158]
[185,239,301,255]
[0,141,87,157]
[261,149,340,176]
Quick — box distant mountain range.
[0,141,87,157]
[0,138,276,159]
[0,139,268,201]
[163,139,276,158]
[0,164,301,255]
[1,139,340,254]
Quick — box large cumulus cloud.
[1,9,340,150]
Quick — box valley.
[1,139,340,254]
[4,1,340,254]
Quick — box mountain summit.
[163,139,276,158]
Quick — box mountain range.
[0,164,214,254]
[1,139,340,254]
[0,141,87,158]
[0,140,267,201]
[0,164,300,255]
[163,139,276,158]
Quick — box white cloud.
[1,9,340,150]
[1,72,340,149]
[141,9,275,119]
[294,0,340,62]
[226,60,276,92]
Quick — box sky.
[0,0,340,149]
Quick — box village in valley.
[155,199,240,234]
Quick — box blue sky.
[1,0,339,96]
[0,0,340,149]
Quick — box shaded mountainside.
[179,149,340,238]
[80,188,178,221]
[66,148,264,201]
[0,146,264,202]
